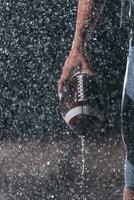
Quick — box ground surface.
[0,134,124,200]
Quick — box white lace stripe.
[63,106,90,124]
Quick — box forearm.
[72,0,106,50]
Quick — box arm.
[72,0,106,51]
[58,0,106,96]
[72,0,94,51]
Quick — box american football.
[59,70,104,135]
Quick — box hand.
[58,48,94,97]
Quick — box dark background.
[0,0,128,138]
[0,1,129,199]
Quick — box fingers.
[58,66,70,97]
[58,76,65,98]
[58,53,95,98]
[58,79,62,98]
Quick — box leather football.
[59,70,104,135]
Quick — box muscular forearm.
[72,0,106,50]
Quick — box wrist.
[71,41,85,54]
[71,30,86,51]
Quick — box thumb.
[82,64,94,75]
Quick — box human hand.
[58,48,94,97]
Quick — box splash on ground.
[0,134,124,200]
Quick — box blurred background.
[0,0,128,199]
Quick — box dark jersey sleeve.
[120,0,133,29]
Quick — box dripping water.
[79,135,86,200]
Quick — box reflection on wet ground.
[0,134,124,200]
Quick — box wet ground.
[0,134,124,200]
